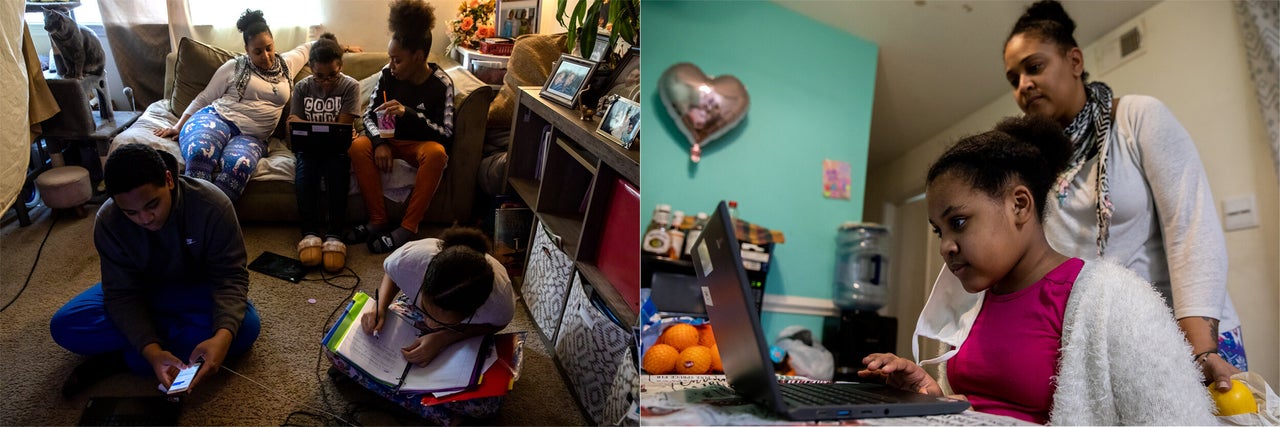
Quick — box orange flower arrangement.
[446,0,496,54]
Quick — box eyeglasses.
[417,301,472,334]
[312,72,340,83]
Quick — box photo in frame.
[597,96,640,149]
[496,0,540,38]
[588,32,611,62]
[602,47,639,102]
[540,54,598,108]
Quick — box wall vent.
[1094,20,1146,77]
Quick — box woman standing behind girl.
[154,10,313,202]
[1001,0,1245,390]
[861,116,1214,425]
[288,33,360,272]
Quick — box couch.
[112,37,496,225]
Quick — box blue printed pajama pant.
[180,106,265,201]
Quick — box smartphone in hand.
[165,361,202,395]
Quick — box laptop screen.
[690,201,786,411]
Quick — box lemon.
[1209,379,1258,416]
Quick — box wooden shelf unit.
[505,86,639,330]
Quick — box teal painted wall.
[641,1,878,341]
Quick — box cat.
[43,7,106,79]
[43,6,115,119]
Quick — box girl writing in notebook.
[858,116,1214,425]
[360,227,515,367]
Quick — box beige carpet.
[0,205,587,426]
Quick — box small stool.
[35,166,93,217]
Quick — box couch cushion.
[169,37,236,117]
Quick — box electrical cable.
[282,265,363,426]
[0,215,58,313]
[220,364,355,427]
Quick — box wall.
[642,1,878,341]
[864,0,1279,387]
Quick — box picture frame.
[540,54,598,109]
[496,0,540,39]
[597,96,640,149]
[588,32,611,62]
[601,47,640,102]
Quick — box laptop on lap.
[689,201,970,421]
[289,121,353,155]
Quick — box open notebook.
[324,292,492,393]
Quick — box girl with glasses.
[360,227,515,367]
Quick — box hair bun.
[995,115,1073,174]
[319,32,337,42]
[389,0,437,35]
[1023,0,1076,34]
[236,9,266,33]
[440,227,491,254]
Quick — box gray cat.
[43,7,105,79]
[43,7,115,119]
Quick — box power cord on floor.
[0,215,58,313]
[281,266,364,426]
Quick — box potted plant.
[557,0,638,111]
[556,0,639,65]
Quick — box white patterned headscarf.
[1050,81,1114,256]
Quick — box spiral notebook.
[323,292,491,393]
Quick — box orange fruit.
[676,345,712,375]
[710,344,723,373]
[698,324,717,348]
[660,323,700,351]
[642,343,679,375]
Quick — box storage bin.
[555,273,634,424]
[522,220,575,343]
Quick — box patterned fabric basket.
[479,40,514,56]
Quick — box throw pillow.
[353,71,381,135]
[169,37,236,117]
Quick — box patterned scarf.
[1053,81,1114,256]
[231,54,290,101]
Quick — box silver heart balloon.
[658,63,750,163]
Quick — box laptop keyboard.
[778,382,896,406]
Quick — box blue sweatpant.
[179,105,266,202]
[49,283,261,375]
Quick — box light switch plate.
[1222,195,1259,231]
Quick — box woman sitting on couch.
[153,9,314,202]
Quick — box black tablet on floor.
[248,251,306,283]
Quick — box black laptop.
[689,201,970,421]
[288,121,353,154]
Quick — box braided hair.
[419,227,494,317]
[926,115,1073,222]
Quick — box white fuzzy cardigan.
[928,260,1216,425]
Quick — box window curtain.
[1,2,31,213]
[166,1,310,57]
[98,0,170,108]
[1235,0,1279,184]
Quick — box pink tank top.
[946,258,1083,424]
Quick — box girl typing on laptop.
[858,116,1215,425]
[287,33,361,273]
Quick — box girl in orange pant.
[346,0,456,254]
